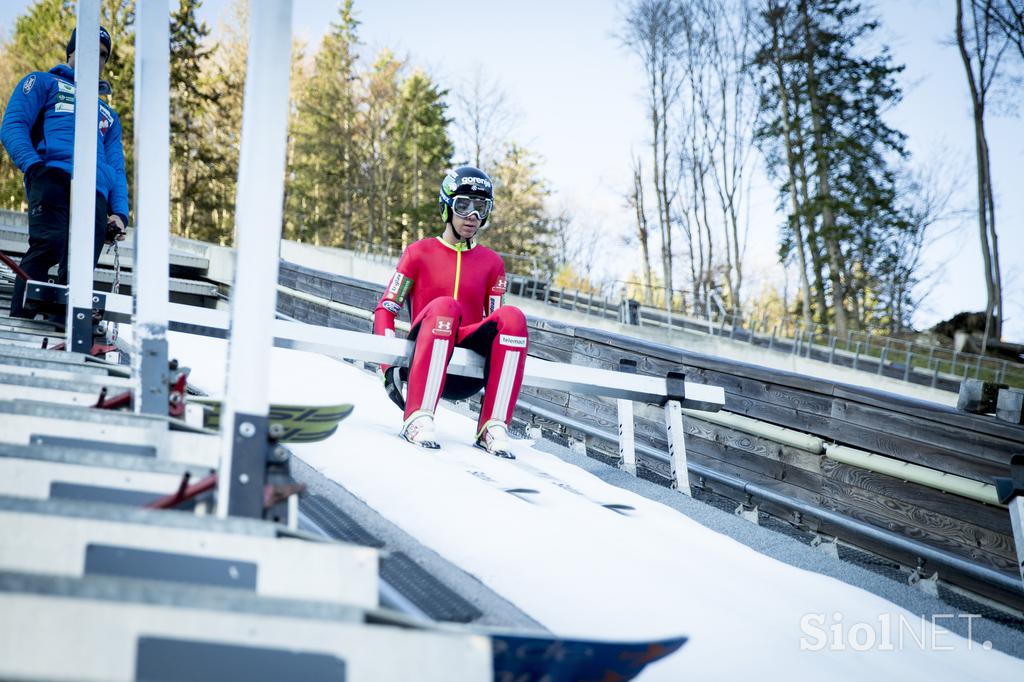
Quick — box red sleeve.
[373,248,416,337]
[485,255,508,317]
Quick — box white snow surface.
[167,330,1024,681]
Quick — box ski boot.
[401,411,440,449]
[476,419,515,459]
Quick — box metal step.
[0,496,377,607]
[0,571,490,682]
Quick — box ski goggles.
[450,195,492,220]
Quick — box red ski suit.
[373,236,529,433]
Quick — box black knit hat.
[66,26,112,60]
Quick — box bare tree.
[620,0,687,314]
[693,0,757,313]
[451,65,520,168]
[977,0,1024,60]
[883,158,965,333]
[957,0,1009,340]
[628,154,656,303]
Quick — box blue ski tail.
[491,632,687,681]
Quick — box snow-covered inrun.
[168,330,1024,681]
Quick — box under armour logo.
[433,316,454,336]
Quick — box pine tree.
[753,0,910,333]
[392,70,453,241]
[485,144,555,275]
[195,0,247,244]
[169,0,216,239]
[286,0,361,247]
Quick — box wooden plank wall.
[277,261,1024,608]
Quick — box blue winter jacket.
[1,63,129,225]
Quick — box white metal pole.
[132,0,171,414]
[1010,497,1024,586]
[216,0,294,518]
[617,399,636,476]
[67,0,101,353]
[665,400,692,496]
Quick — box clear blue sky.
[1,0,1020,340]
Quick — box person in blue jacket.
[1,26,129,320]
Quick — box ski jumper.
[373,236,529,434]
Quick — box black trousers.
[10,168,108,317]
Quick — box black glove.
[379,365,406,411]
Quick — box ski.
[489,631,687,681]
[485,443,638,516]
[518,465,637,516]
[188,397,354,443]
[467,469,541,504]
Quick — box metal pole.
[618,360,638,476]
[67,0,102,353]
[216,0,294,519]
[132,0,171,414]
[665,400,691,496]
[706,291,713,335]
[1009,496,1024,586]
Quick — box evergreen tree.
[392,69,453,241]
[753,0,910,333]
[169,0,216,239]
[485,143,555,275]
[196,0,247,244]
[286,0,361,247]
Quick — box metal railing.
[501,272,1023,391]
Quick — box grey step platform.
[0,571,491,682]
[0,343,130,371]
[0,370,134,406]
[0,441,209,504]
[0,353,124,378]
[0,496,377,607]
[0,400,220,466]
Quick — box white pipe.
[66,0,101,351]
[683,407,825,453]
[132,0,171,413]
[216,0,294,518]
[825,443,1003,507]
